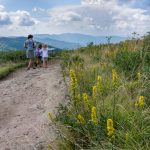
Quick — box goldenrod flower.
[92,86,97,98]
[107,119,115,136]
[97,75,103,93]
[125,132,129,144]
[70,69,78,92]
[48,112,54,122]
[101,63,105,70]
[139,96,144,107]
[83,93,89,108]
[47,144,52,149]
[112,69,118,88]
[77,114,85,124]
[91,107,98,126]
[137,72,141,80]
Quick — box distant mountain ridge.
[0,37,58,51]
[0,33,128,51]
[34,33,128,45]
[34,35,81,49]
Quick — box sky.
[0,0,150,36]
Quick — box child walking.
[35,44,42,67]
[42,44,49,68]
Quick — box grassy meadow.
[48,34,150,150]
[0,51,26,79]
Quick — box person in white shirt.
[42,44,49,68]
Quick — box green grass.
[0,62,26,79]
[0,50,27,79]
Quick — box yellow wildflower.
[92,86,97,98]
[137,72,141,80]
[91,107,98,126]
[48,112,54,122]
[97,75,103,93]
[112,69,118,88]
[101,63,105,70]
[139,96,144,107]
[125,132,129,144]
[107,119,115,136]
[70,69,78,92]
[77,114,85,124]
[83,93,89,108]
[47,144,52,149]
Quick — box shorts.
[37,56,42,59]
[26,50,34,59]
[43,57,48,61]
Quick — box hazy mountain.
[0,37,57,51]
[0,33,128,51]
[34,34,81,49]
[0,37,27,51]
[35,33,128,45]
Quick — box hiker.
[35,43,42,67]
[42,44,49,68]
[24,34,36,70]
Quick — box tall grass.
[49,35,150,149]
[0,50,26,79]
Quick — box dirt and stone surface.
[0,60,67,150]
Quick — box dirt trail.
[0,60,66,150]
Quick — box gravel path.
[0,60,66,150]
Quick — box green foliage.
[114,50,142,78]
[0,50,26,63]
[0,50,26,79]
[0,63,26,79]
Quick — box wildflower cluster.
[83,93,89,108]
[70,69,78,93]
[92,86,97,98]
[107,119,115,137]
[112,69,118,88]
[97,75,103,93]
[91,107,98,126]
[139,96,145,107]
[135,96,145,108]
[137,72,141,80]
[77,114,85,124]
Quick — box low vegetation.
[48,33,150,150]
[0,50,26,79]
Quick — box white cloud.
[46,0,150,36]
[32,7,45,13]
[0,1,150,36]
[12,10,37,26]
[0,5,12,26]
[0,5,5,11]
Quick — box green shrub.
[114,50,142,78]
[0,50,26,63]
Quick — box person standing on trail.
[24,34,36,70]
[35,43,42,67]
[42,44,49,68]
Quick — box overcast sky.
[0,0,150,36]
